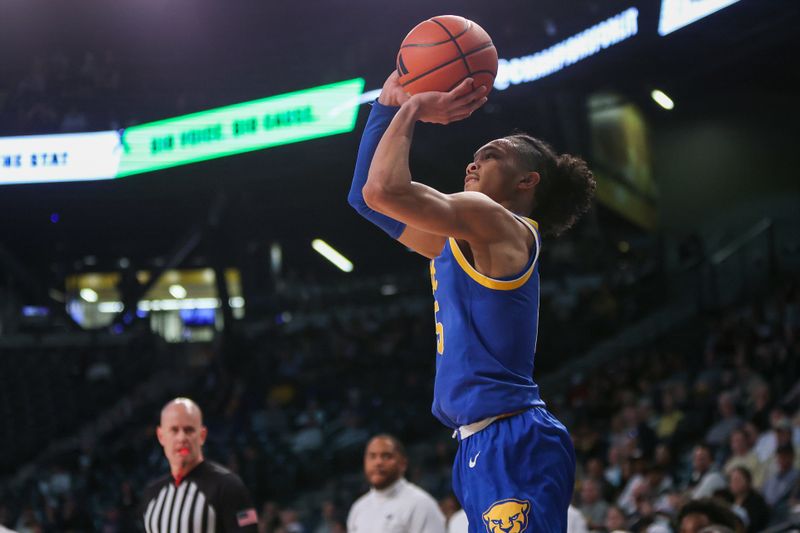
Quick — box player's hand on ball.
[407,78,488,125]
[378,71,411,107]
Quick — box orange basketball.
[396,15,498,95]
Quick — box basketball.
[396,15,498,95]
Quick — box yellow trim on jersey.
[521,217,539,231]
[448,216,540,291]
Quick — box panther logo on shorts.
[482,498,531,533]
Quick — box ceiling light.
[80,288,98,303]
[651,89,675,110]
[168,284,187,299]
[312,239,353,272]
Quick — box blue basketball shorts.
[451,407,576,533]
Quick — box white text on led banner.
[494,7,639,91]
[0,131,123,185]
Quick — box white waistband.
[452,415,499,440]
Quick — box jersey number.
[431,262,444,355]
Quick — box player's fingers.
[451,96,487,117]
[448,78,475,99]
[447,105,482,123]
[454,83,487,104]
[470,96,488,112]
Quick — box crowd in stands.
[1,264,796,532]
[564,277,800,532]
[0,50,124,136]
[0,334,161,474]
[0,46,226,136]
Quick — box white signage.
[494,8,639,91]
[658,0,741,36]
[0,130,123,185]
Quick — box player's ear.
[518,171,540,190]
[156,425,165,445]
[199,425,208,445]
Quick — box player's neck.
[499,199,529,218]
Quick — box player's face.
[157,403,207,473]
[363,437,407,490]
[465,139,523,200]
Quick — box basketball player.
[348,71,595,532]
[141,398,258,532]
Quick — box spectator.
[654,443,677,476]
[330,410,369,452]
[723,429,764,489]
[604,505,628,532]
[605,446,625,491]
[313,501,342,533]
[754,409,788,462]
[578,478,609,529]
[260,501,281,533]
[629,494,671,533]
[677,498,743,533]
[726,466,769,533]
[644,465,675,512]
[656,389,684,441]
[705,392,742,448]
[13,507,41,533]
[278,509,304,533]
[630,402,658,458]
[291,417,323,455]
[686,444,726,499]
[584,456,616,502]
[746,383,771,431]
[567,504,589,533]
[761,444,799,521]
[617,453,647,515]
[761,418,797,481]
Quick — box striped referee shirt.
[142,461,258,533]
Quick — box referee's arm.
[219,474,259,532]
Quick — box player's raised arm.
[348,72,450,258]
[347,73,407,240]
[363,79,518,243]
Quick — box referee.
[142,398,258,532]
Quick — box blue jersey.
[430,215,545,428]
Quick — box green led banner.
[117,78,365,177]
